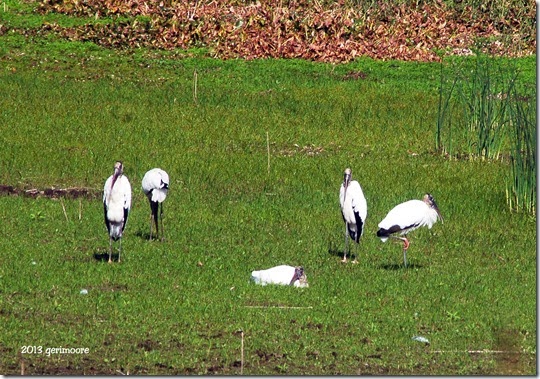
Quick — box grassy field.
[0,2,536,375]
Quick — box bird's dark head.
[424,193,443,222]
[114,161,124,174]
[292,266,308,288]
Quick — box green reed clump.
[506,92,536,215]
[436,54,518,160]
[436,53,536,215]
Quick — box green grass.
[0,4,536,375]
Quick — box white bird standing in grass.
[376,193,443,267]
[339,167,367,263]
[103,161,132,263]
[251,265,309,288]
[142,168,169,241]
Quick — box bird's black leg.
[342,224,349,263]
[148,212,153,240]
[108,237,113,263]
[118,238,122,263]
[149,200,159,241]
[352,240,359,264]
[403,248,407,268]
[159,202,164,241]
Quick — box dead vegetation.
[35,0,535,62]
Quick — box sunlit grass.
[0,55,536,374]
[0,15,536,374]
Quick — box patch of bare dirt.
[0,185,100,199]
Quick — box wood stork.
[141,168,169,241]
[376,193,443,267]
[103,161,132,263]
[251,265,309,288]
[339,167,368,263]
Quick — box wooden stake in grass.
[240,329,244,375]
[79,198,82,221]
[266,131,270,174]
[193,70,198,104]
[60,197,69,222]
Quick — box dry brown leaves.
[36,0,535,62]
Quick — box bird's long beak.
[343,173,351,200]
[110,166,121,191]
[290,267,304,286]
[433,201,443,223]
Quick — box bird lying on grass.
[251,265,309,288]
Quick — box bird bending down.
[142,168,169,241]
[103,161,132,263]
[376,193,443,267]
[251,265,309,288]
[339,168,368,263]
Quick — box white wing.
[340,181,367,222]
[378,199,437,235]
[340,180,367,240]
[103,175,113,206]
[142,168,169,202]
[349,181,367,222]
[122,176,132,213]
[103,174,131,239]
[251,265,296,286]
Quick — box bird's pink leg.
[402,237,409,268]
[390,236,410,267]
[403,238,410,250]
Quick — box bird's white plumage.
[251,265,308,288]
[103,173,131,239]
[142,168,169,203]
[377,199,439,242]
[339,180,368,240]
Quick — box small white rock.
[80,289,88,295]
[412,336,429,344]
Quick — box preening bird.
[103,161,132,263]
[251,265,309,288]
[376,193,443,267]
[142,168,169,241]
[339,168,368,263]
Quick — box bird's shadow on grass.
[134,230,167,242]
[327,246,358,263]
[135,230,152,241]
[93,251,119,263]
[327,242,423,269]
[379,262,424,270]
